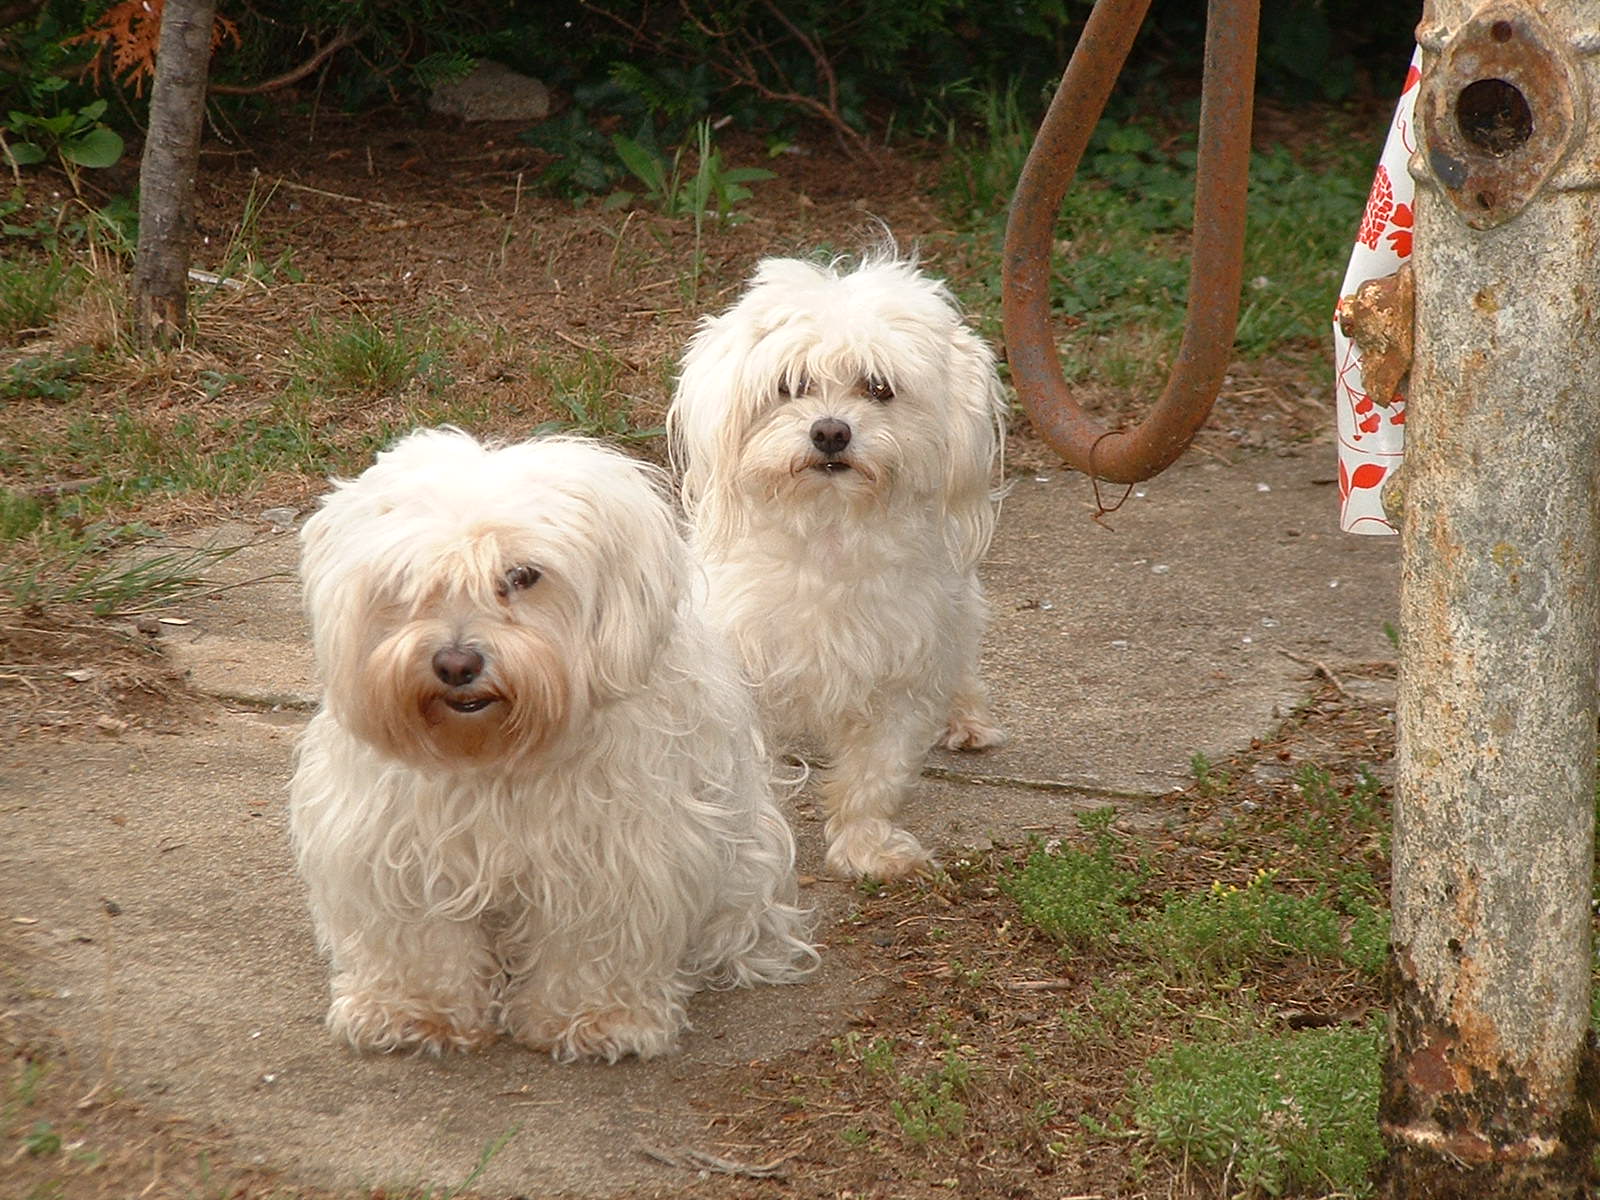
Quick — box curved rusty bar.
[1003,0,1260,483]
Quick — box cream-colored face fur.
[299,429,683,770]
[669,255,1006,563]
[318,530,572,766]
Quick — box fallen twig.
[1003,978,1075,992]
[638,1142,789,1179]
[1276,648,1349,698]
[920,763,1164,802]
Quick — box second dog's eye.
[498,564,541,596]
[865,375,894,402]
[777,375,810,399]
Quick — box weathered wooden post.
[1383,2,1600,1194]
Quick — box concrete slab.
[152,520,315,709]
[952,447,1399,795]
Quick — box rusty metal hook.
[1002,0,1261,484]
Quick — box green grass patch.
[833,1031,976,1147]
[1132,870,1389,983]
[532,348,664,443]
[0,255,80,338]
[1130,1025,1384,1197]
[2,526,239,614]
[1005,797,1387,983]
[291,315,448,397]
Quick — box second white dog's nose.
[432,645,484,687]
[810,417,852,456]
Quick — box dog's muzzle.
[432,644,496,713]
[809,417,853,472]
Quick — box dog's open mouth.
[445,696,497,714]
[814,460,852,474]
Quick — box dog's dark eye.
[865,375,894,402]
[498,564,541,596]
[777,375,810,399]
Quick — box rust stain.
[1407,1028,1461,1094]
[1416,3,1581,230]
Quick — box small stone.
[260,506,298,532]
[429,61,552,123]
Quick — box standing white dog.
[289,428,815,1062]
[669,254,1008,880]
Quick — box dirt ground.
[2,104,1398,1199]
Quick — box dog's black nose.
[810,417,852,456]
[432,645,484,688]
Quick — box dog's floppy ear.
[297,482,379,689]
[669,315,751,549]
[572,449,690,701]
[940,324,1008,568]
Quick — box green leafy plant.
[1,347,91,400]
[1131,869,1385,983]
[1060,980,1172,1048]
[891,1049,973,1145]
[1189,750,1231,798]
[520,80,646,199]
[4,91,125,174]
[609,119,774,224]
[1003,809,1143,948]
[1131,1025,1384,1196]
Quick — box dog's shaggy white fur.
[669,254,1008,880]
[288,429,815,1062]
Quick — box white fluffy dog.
[669,254,1008,880]
[288,428,815,1063]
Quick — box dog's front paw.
[941,708,1006,752]
[511,1006,682,1063]
[826,818,934,880]
[327,990,496,1055]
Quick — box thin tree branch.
[207,24,368,95]
[676,1,874,159]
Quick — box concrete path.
[0,446,1399,1196]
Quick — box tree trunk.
[1383,1,1600,1195]
[132,0,216,348]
